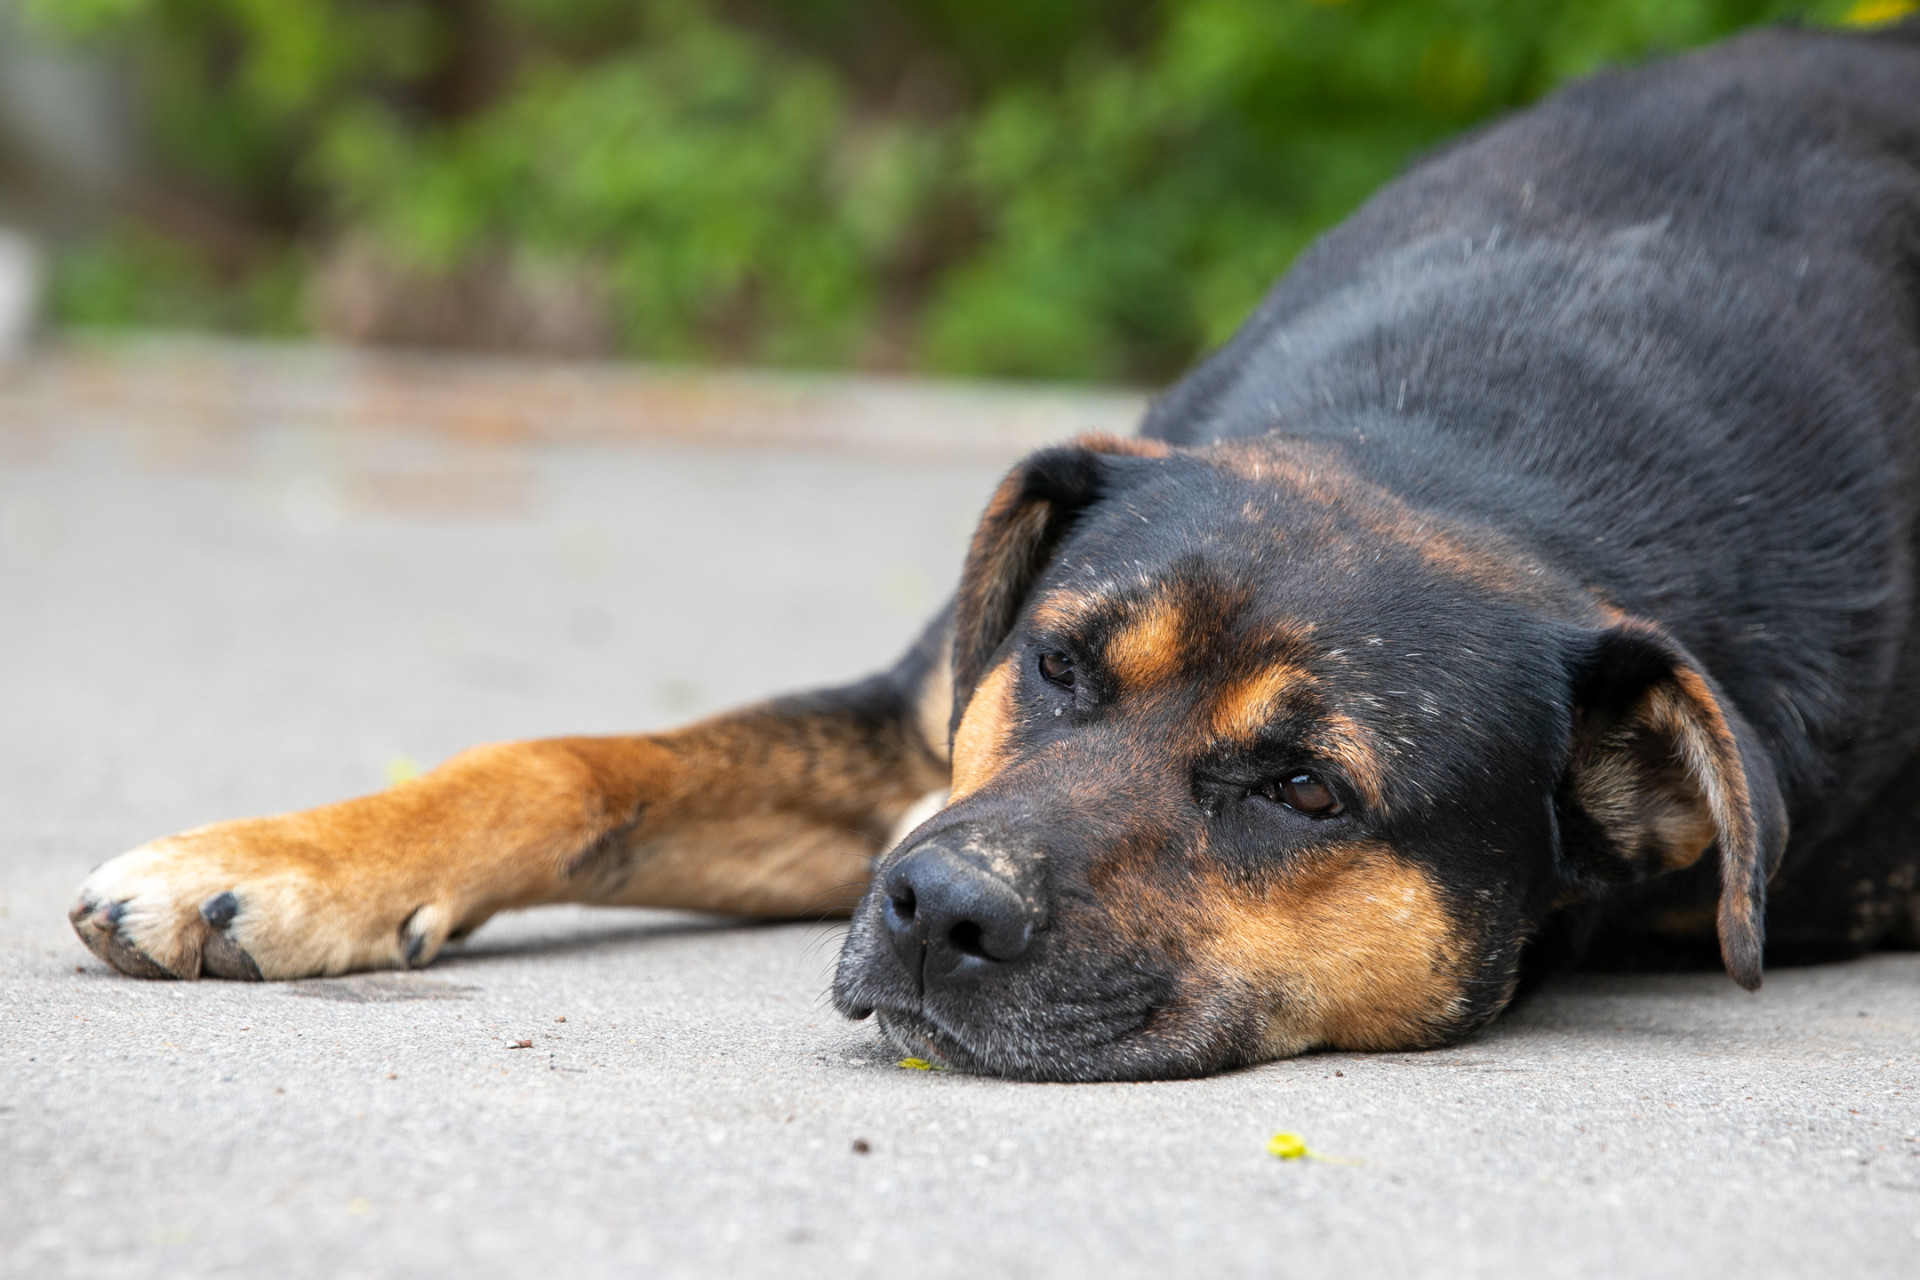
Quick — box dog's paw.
[69,823,455,981]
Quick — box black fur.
[1144,23,1920,967]
[833,24,1920,1079]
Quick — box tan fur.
[915,656,955,768]
[1304,711,1387,809]
[1659,670,1755,858]
[949,660,1017,801]
[72,699,951,980]
[1569,677,1740,876]
[1189,842,1464,1056]
[1070,432,1171,459]
[1105,594,1186,692]
[612,814,876,917]
[1028,590,1095,635]
[1210,664,1315,740]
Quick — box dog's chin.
[869,1005,1245,1083]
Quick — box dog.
[70,23,1920,1081]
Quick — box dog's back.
[1146,23,1920,960]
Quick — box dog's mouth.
[846,981,1250,1082]
[870,1009,967,1070]
[869,1006,1165,1081]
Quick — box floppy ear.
[1558,619,1788,990]
[950,434,1169,723]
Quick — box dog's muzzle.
[831,821,1205,1080]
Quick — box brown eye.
[1038,650,1076,688]
[1277,772,1341,816]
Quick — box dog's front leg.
[70,619,952,980]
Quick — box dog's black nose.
[881,844,1034,984]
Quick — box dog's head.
[833,435,1787,1079]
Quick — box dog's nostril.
[948,920,988,960]
[888,887,916,921]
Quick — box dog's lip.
[870,999,1194,1081]
[872,1009,962,1069]
[872,1008,989,1074]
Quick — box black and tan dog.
[71,24,1920,1080]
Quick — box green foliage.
[28,0,1865,380]
[46,226,306,334]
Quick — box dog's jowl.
[72,24,1920,1080]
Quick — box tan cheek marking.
[1105,594,1185,691]
[1211,664,1314,741]
[949,660,1018,801]
[1195,844,1464,1055]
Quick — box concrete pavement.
[3,338,1918,1278]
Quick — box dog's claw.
[68,895,176,980]
[67,895,96,930]
[102,933,174,980]
[163,891,260,980]
[399,905,437,968]
[201,923,263,981]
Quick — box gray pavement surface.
[4,338,1919,1279]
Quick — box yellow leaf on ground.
[1266,1132,1310,1159]
[1267,1131,1363,1165]
[1845,0,1917,26]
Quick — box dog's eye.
[1037,650,1076,689]
[1273,772,1342,817]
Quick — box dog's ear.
[951,434,1170,719]
[1559,619,1787,990]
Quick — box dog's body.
[71,25,1920,1080]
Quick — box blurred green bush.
[23,0,1885,380]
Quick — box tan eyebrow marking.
[1104,593,1185,690]
[1211,664,1316,741]
[1305,712,1386,809]
[1028,590,1095,634]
